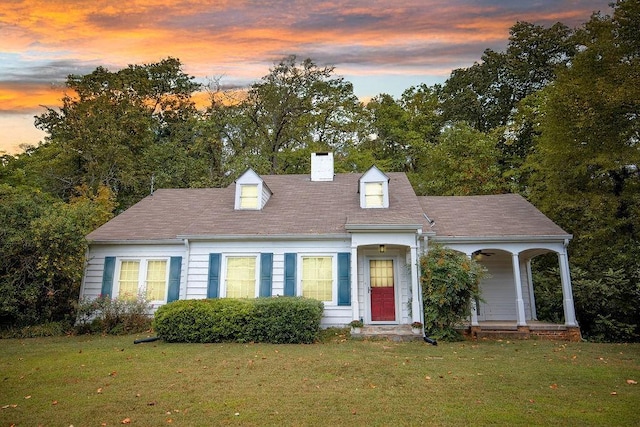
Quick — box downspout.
[417,231,437,345]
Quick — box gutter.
[429,234,573,243]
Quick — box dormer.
[359,166,389,209]
[234,169,272,210]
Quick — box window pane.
[146,260,167,301]
[240,184,259,209]
[226,257,256,298]
[302,257,332,301]
[370,260,393,288]
[118,261,140,298]
[365,182,383,207]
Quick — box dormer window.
[359,166,389,209]
[364,182,384,208]
[239,184,258,209]
[234,169,271,210]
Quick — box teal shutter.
[284,253,296,296]
[259,253,273,297]
[337,252,351,306]
[101,256,116,298]
[207,253,221,298]
[167,256,182,302]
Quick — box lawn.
[1,332,638,426]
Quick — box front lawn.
[1,333,638,426]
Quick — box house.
[80,152,580,340]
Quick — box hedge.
[154,297,323,344]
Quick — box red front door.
[370,259,395,321]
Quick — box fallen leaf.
[24,395,31,399]
[626,379,637,385]
[121,418,131,424]
[550,384,558,389]
[167,419,173,423]
[109,371,117,377]
[425,376,431,380]
[97,388,103,394]
[610,391,617,396]
[52,400,58,405]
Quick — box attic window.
[239,184,258,209]
[364,182,384,208]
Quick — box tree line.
[1,0,638,341]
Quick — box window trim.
[113,257,170,304]
[221,254,260,298]
[297,254,337,305]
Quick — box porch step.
[352,325,423,342]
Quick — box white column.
[410,245,420,323]
[467,252,479,326]
[526,259,537,320]
[558,250,578,326]
[512,253,527,326]
[351,245,359,322]
[470,299,479,326]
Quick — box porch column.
[511,253,527,326]
[470,299,479,326]
[558,250,578,326]
[467,253,479,326]
[410,245,421,323]
[351,245,359,321]
[526,259,537,320]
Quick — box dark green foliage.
[420,245,485,341]
[75,295,152,335]
[0,321,71,339]
[249,297,324,344]
[0,184,114,328]
[154,297,323,344]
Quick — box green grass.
[1,332,639,426]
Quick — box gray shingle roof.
[87,172,425,242]
[419,194,570,238]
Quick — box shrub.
[75,295,152,335]
[154,297,324,344]
[420,244,485,341]
[250,297,323,344]
[154,299,254,343]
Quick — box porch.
[458,320,582,342]
[349,321,582,342]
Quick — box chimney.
[311,152,334,181]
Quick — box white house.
[80,152,580,340]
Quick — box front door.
[370,259,395,321]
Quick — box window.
[116,259,168,302]
[302,256,333,301]
[225,257,256,298]
[239,184,258,209]
[364,182,384,208]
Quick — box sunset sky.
[1,0,612,154]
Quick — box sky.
[0,0,612,155]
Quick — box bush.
[154,297,324,344]
[250,297,323,344]
[75,295,152,335]
[420,244,485,341]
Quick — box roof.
[419,194,571,238]
[87,172,426,242]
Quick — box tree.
[0,184,115,327]
[34,58,202,208]
[525,0,640,341]
[209,56,366,176]
[410,122,507,196]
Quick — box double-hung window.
[116,259,168,303]
[225,256,257,298]
[364,182,384,208]
[239,184,259,209]
[301,256,333,302]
